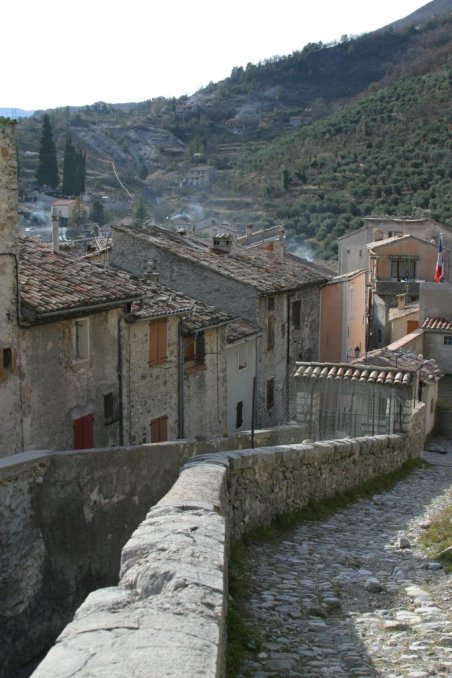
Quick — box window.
[184,331,205,367]
[266,378,275,410]
[292,300,301,330]
[149,318,168,365]
[104,393,120,424]
[3,348,12,369]
[267,316,275,351]
[390,258,416,281]
[74,319,89,361]
[238,342,248,370]
[150,415,168,443]
[444,336,452,345]
[267,296,275,312]
[236,401,243,428]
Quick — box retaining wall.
[0,425,303,678]
[31,404,425,678]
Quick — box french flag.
[434,234,444,282]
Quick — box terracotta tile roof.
[422,317,452,331]
[113,223,330,293]
[294,362,415,387]
[130,280,234,332]
[19,236,142,321]
[226,318,260,344]
[358,348,443,383]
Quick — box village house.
[318,269,367,363]
[338,216,452,277]
[368,234,448,349]
[125,280,260,442]
[110,222,332,426]
[0,235,142,456]
[0,230,264,456]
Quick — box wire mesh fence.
[296,378,407,442]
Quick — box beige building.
[319,270,367,363]
[368,234,447,349]
[338,216,451,278]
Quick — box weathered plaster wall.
[31,404,425,678]
[126,316,180,444]
[226,337,257,433]
[183,327,228,438]
[20,308,124,451]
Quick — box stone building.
[0,122,262,455]
[110,222,332,426]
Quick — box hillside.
[14,3,452,256]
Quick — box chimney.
[212,233,233,253]
[245,223,253,238]
[273,228,286,258]
[397,293,406,310]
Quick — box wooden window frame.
[149,318,168,366]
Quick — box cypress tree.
[62,133,76,196]
[36,114,59,189]
[74,150,86,196]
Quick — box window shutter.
[158,319,168,361]
[149,322,158,364]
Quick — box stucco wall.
[31,404,425,678]
[226,338,257,433]
[419,282,452,323]
[374,238,438,281]
[183,327,228,438]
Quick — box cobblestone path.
[238,441,452,677]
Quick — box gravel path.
[238,440,452,677]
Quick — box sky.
[2,0,426,112]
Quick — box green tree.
[90,200,106,226]
[63,134,86,196]
[74,150,86,195]
[62,133,76,196]
[132,193,148,226]
[36,114,59,189]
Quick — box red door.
[73,414,94,449]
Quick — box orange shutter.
[149,319,168,364]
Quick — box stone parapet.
[32,404,425,678]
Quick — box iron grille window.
[104,393,120,425]
[3,348,12,369]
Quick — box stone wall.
[0,425,303,677]
[31,404,425,678]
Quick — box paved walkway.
[238,440,452,677]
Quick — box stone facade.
[110,225,326,427]
[30,405,425,678]
[0,123,22,454]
